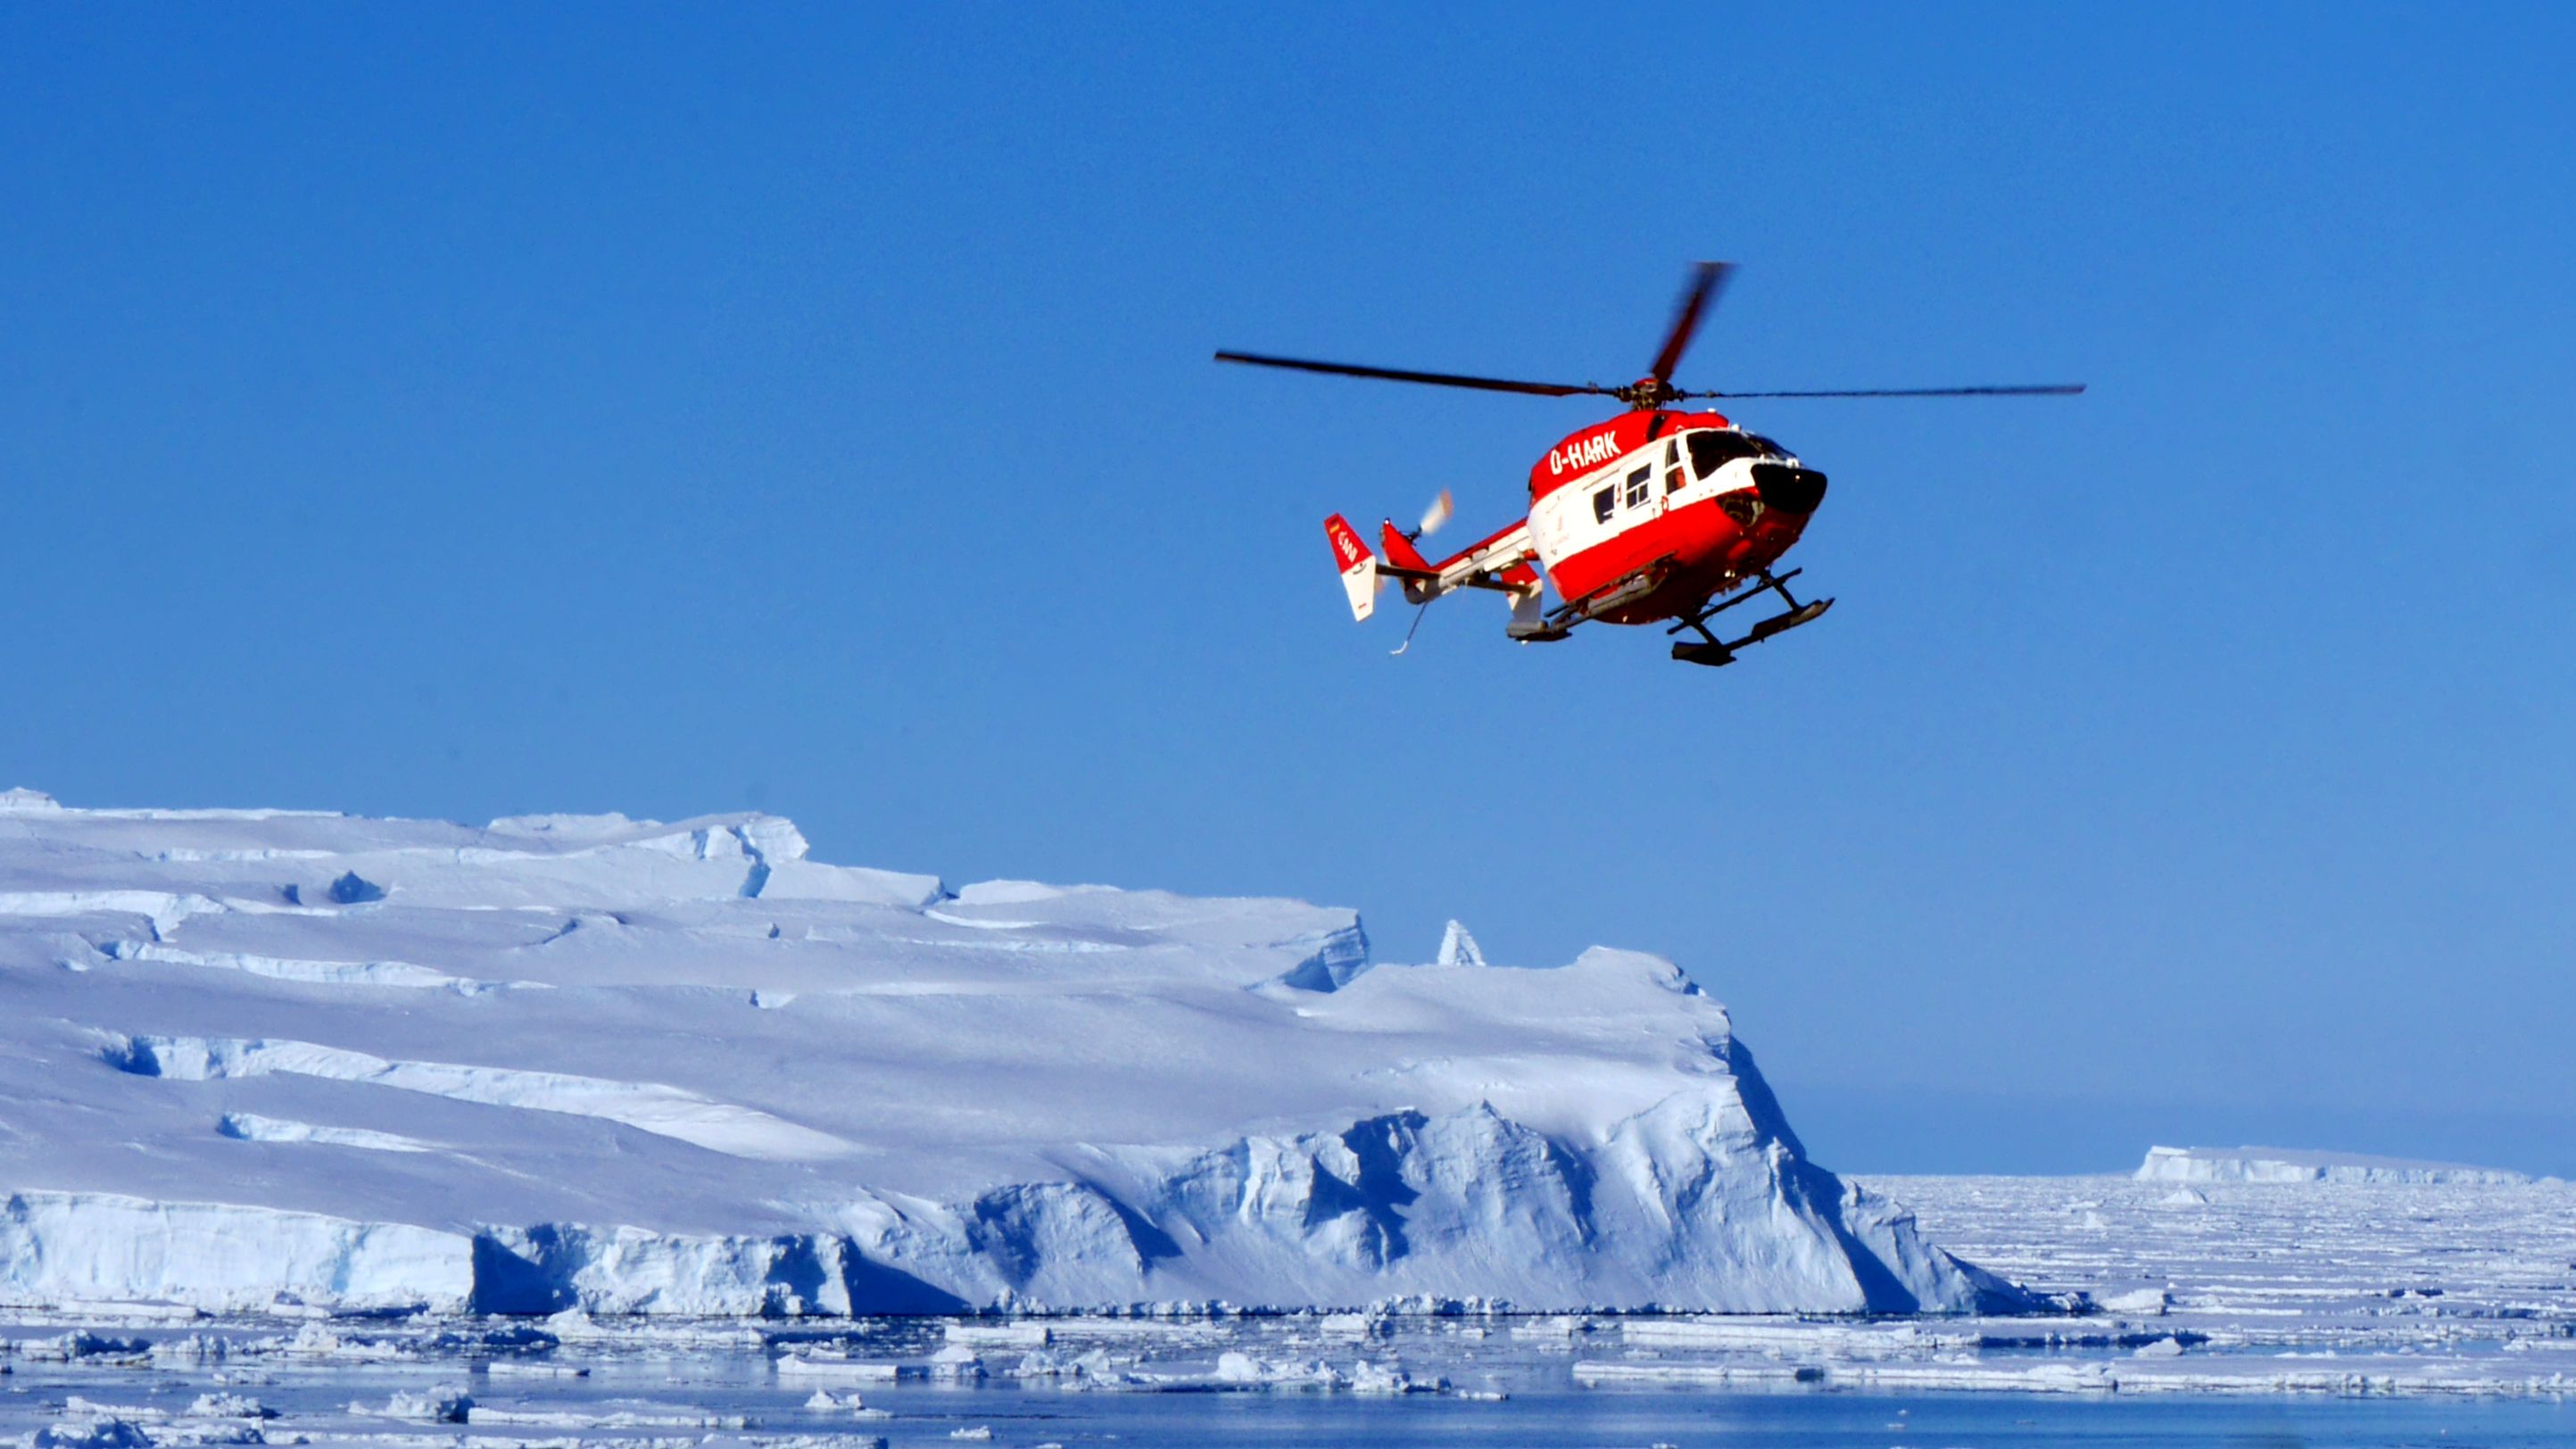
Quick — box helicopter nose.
[1750,462,1828,515]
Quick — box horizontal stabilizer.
[1379,521,1435,574]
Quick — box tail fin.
[1323,514,1379,621]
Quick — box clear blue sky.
[6,4,2572,1175]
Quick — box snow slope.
[2135,1146,2533,1186]
[0,791,2024,1317]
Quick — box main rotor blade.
[1647,261,1735,386]
[1683,383,2088,399]
[1213,351,1609,399]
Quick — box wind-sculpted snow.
[213,1114,435,1154]
[0,791,2023,1316]
[98,1033,859,1162]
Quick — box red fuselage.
[1525,410,1826,624]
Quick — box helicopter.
[1216,263,2083,667]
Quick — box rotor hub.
[1617,377,1686,410]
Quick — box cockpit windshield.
[1686,429,1790,478]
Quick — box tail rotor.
[1412,488,1454,542]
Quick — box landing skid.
[1668,568,1835,667]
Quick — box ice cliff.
[0,791,2026,1317]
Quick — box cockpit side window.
[1687,429,1763,479]
[1623,465,1651,509]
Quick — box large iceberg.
[0,791,2025,1316]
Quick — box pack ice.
[0,790,2024,1318]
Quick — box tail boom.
[1392,516,1538,601]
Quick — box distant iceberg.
[0,792,2031,1317]
[2135,1145,2531,1186]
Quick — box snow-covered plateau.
[2135,1145,2537,1186]
[0,791,2021,1318]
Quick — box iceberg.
[2135,1146,2532,1186]
[0,791,2027,1316]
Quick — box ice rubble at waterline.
[0,790,2023,1317]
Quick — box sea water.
[5,1312,2571,1449]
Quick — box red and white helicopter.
[1218,263,2083,667]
